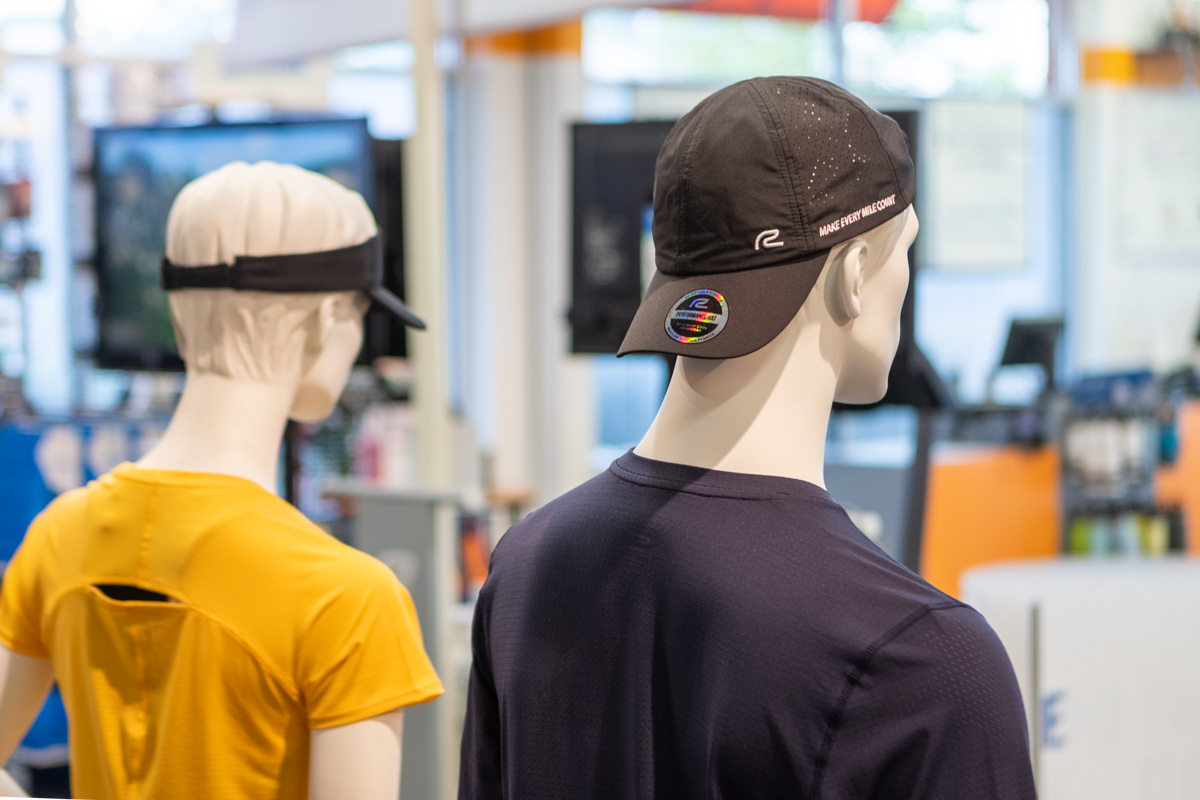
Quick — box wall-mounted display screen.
[93,118,374,370]
[569,121,674,355]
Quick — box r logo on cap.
[755,229,784,250]
[666,289,728,344]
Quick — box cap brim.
[370,287,427,330]
[617,250,829,359]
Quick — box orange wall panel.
[1156,401,1200,555]
[921,446,1061,598]
[465,20,583,56]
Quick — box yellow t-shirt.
[0,464,443,800]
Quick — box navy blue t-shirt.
[459,451,1037,799]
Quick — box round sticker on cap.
[665,289,728,344]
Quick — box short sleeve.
[458,579,503,800]
[820,605,1037,800]
[0,515,52,659]
[298,557,443,729]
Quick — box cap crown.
[652,77,915,277]
[165,161,377,268]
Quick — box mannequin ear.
[825,239,868,326]
[306,295,341,351]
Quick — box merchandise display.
[0,1,1197,797]
[460,77,1036,799]
[1062,370,1190,555]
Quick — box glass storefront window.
[0,0,66,55]
[0,0,64,22]
[583,1,1047,98]
[74,0,236,60]
[845,0,1049,97]
[583,9,834,86]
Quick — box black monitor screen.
[570,121,675,354]
[93,118,373,370]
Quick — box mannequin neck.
[137,371,297,493]
[634,316,837,488]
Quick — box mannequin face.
[288,295,367,423]
[834,210,920,405]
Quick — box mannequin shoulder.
[864,603,1018,701]
[822,603,1035,797]
[217,506,395,585]
[8,484,91,554]
[33,483,91,524]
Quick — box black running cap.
[161,235,425,330]
[618,77,914,359]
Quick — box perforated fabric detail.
[755,77,911,250]
[459,451,1037,800]
[817,605,1038,799]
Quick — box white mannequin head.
[815,204,918,404]
[673,205,917,403]
[639,205,918,483]
[165,161,374,422]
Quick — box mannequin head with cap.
[627,76,920,486]
[634,206,917,487]
[164,161,372,422]
[140,161,386,490]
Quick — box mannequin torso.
[0,162,439,800]
[460,205,1035,800]
[133,297,407,800]
[461,77,1034,799]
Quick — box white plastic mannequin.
[636,206,917,485]
[0,649,55,795]
[0,162,408,799]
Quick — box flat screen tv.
[93,118,380,370]
[567,114,950,410]
[569,121,675,354]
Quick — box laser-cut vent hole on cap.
[94,584,179,603]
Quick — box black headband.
[161,235,425,329]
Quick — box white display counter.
[963,559,1200,800]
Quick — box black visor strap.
[161,236,382,294]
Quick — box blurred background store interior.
[0,0,1199,797]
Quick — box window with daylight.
[582,1,1048,99]
[582,8,834,87]
[844,0,1050,98]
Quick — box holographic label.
[665,289,728,344]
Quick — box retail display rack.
[1061,371,1186,556]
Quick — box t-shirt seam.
[0,627,48,659]
[808,599,964,800]
[608,461,805,501]
[115,467,321,537]
[308,678,445,729]
[43,581,303,704]
[136,486,157,582]
[745,79,810,249]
